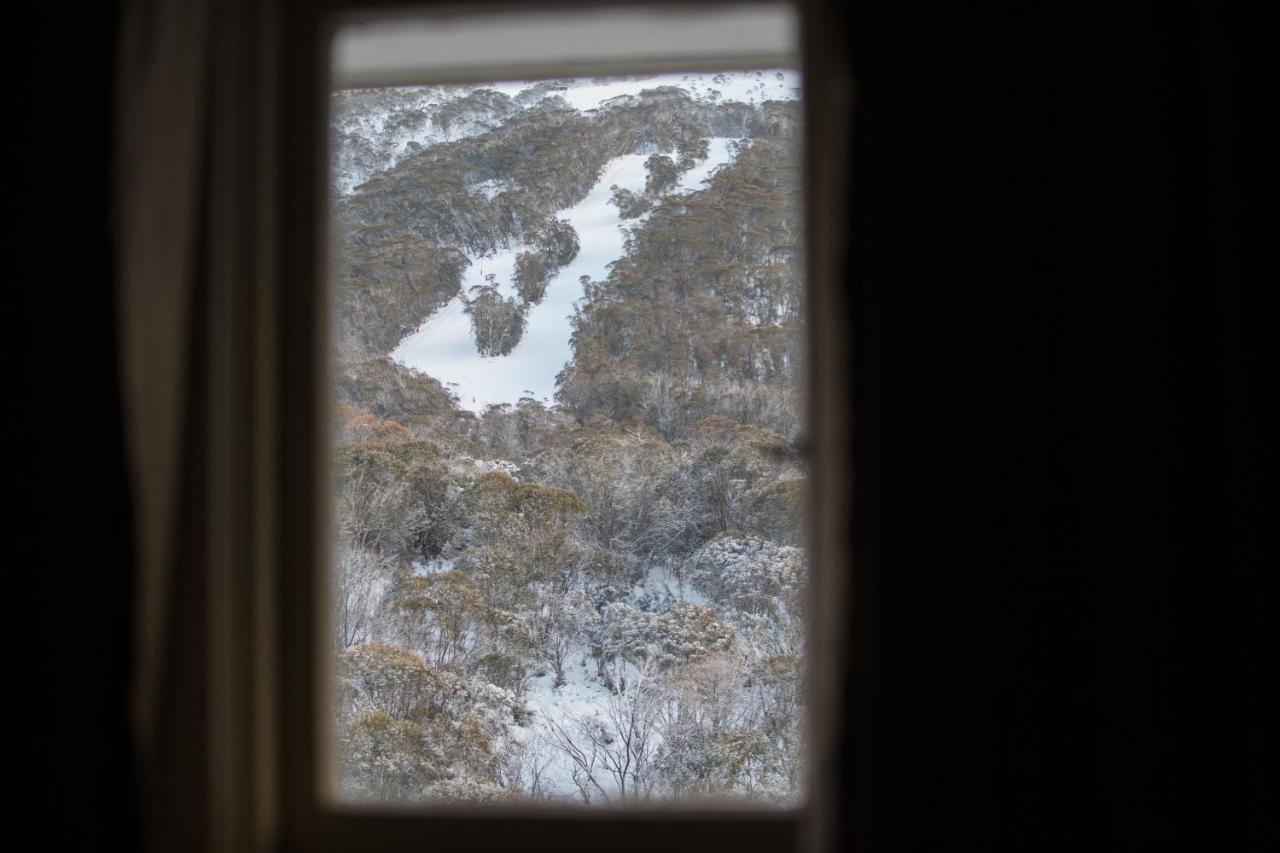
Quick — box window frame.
[268,1,853,850]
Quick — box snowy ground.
[413,554,708,801]
[518,649,641,802]
[516,562,701,802]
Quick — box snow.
[518,648,651,801]
[638,562,710,607]
[673,137,742,195]
[506,560,710,801]
[411,557,455,577]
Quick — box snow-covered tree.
[463,281,527,356]
[687,534,805,619]
[644,153,679,195]
[334,545,391,648]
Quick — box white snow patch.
[411,558,455,577]
[638,563,710,607]
[520,651,653,802]
[673,137,742,195]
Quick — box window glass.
[327,4,808,808]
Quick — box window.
[275,1,849,849]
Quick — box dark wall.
[12,2,1271,851]
[842,2,1271,851]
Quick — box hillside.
[329,70,808,806]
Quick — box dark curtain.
[19,1,215,850]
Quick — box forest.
[329,71,808,806]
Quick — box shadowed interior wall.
[840,3,1269,850]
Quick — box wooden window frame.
[254,1,854,850]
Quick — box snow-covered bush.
[687,534,805,618]
[337,711,443,801]
[595,601,734,670]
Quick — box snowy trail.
[390,138,742,411]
